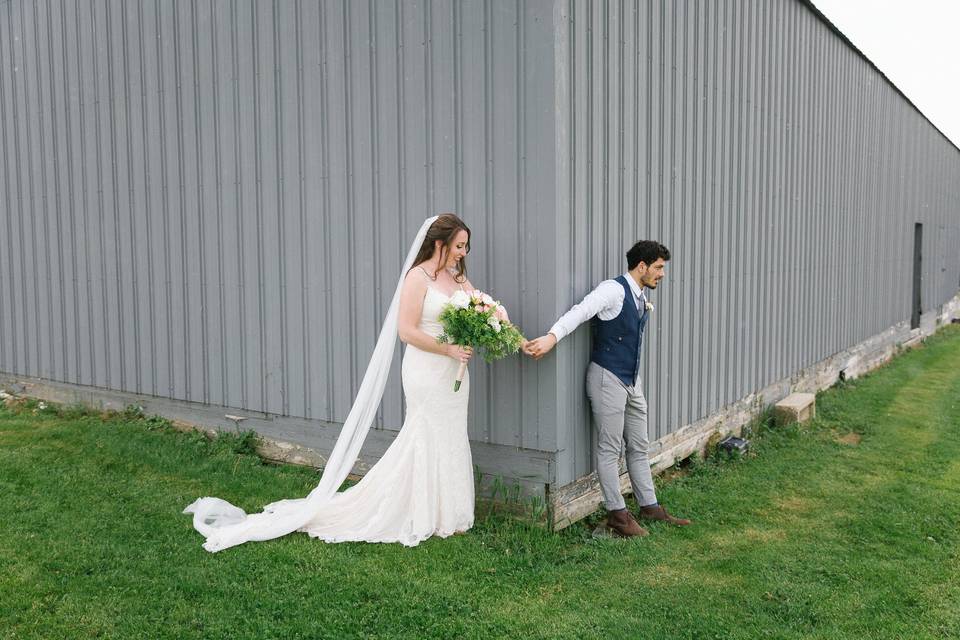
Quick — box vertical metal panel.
[0,1,16,376]
[33,0,54,383]
[549,0,960,486]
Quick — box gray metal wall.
[0,0,558,451]
[549,0,960,485]
[2,0,959,491]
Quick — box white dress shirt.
[548,273,648,342]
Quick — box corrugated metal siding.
[2,0,958,489]
[0,0,558,451]
[552,0,960,485]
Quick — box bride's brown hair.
[410,213,471,283]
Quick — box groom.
[523,241,691,537]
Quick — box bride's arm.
[398,271,472,362]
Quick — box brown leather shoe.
[606,509,649,537]
[638,504,692,526]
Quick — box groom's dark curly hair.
[626,241,670,270]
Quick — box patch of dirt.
[836,432,862,446]
[658,466,690,483]
[774,496,813,513]
[1,397,27,411]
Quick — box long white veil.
[183,216,439,552]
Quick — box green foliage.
[143,414,173,431]
[123,404,146,420]
[57,402,99,420]
[1,325,960,639]
[436,295,525,362]
[228,429,260,457]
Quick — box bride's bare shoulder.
[402,266,430,293]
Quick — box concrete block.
[775,392,816,425]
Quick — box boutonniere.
[640,291,654,312]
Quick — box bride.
[184,214,488,551]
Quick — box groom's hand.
[522,334,557,360]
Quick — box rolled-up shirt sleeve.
[547,280,625,342]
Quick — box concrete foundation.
[774,393,817,426]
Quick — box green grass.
[2,326,960,639]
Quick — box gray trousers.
[585,361,657,511]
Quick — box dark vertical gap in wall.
[912,222,922,329]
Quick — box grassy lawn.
[2,326,959,639]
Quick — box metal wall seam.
[821,8,831,362]
[697,0,712,417]
[668,0,682,435]
[78,3,94,387]
[191,0,209,406]
[728,0,742,409]
[515,0,528,448]
[798,2,812,373]
[318,0,331,421]
[0,2,14,375]
[767,0,778,383]
[44,0,66,384]
[19,1,38,380]
[139,1,157,397]
[120,0,142,396]
[687,0,702,426]
[162,4,179,398]
[266,0,282,414]
[172,1,189,402]
[756,0,770,396]
[211,0,228,408]
[31,0,51,383]
[95,2,113,389]
[268,0,285,417]
[107,0,125,393]
[480,0,493,444]
[367,0,387,429]
[743,0,757,405]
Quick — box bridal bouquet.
[437,289,525,391]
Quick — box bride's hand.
[447,344,473,363]
[522,334,557,360]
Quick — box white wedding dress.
[299,284,475,545]
[184,216,475,551]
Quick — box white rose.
[450,290,471,309]
[481,293,495,306]
[487,316,502,333]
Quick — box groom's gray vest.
[590,275,649,387]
